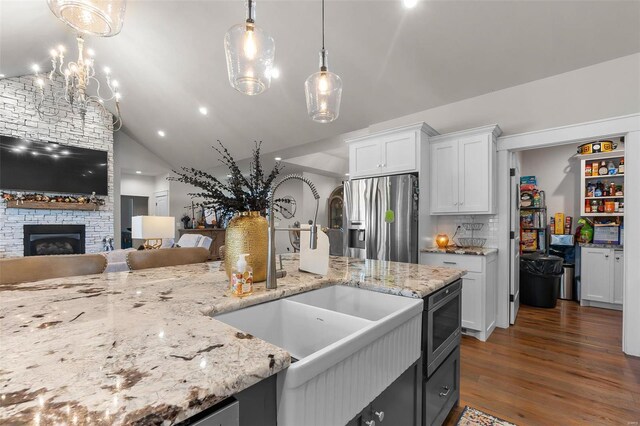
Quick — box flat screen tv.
[0,136,108,195]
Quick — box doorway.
[496,114,639,356]
[154,190,169,216]
[120,195,149,249]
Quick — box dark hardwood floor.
[445,300,640,425]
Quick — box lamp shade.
[47,0,127,37]
[131,216,175,239]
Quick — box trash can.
[559,264,575,300]
[520,253,564,308]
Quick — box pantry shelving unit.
[579,151,625,217]
[520,206,548,254]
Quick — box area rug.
[456,406,517,426]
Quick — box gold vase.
[225,211,268,282]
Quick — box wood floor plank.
[444,300,640,425]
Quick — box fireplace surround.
[23,225,86,256]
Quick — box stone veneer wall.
[0,75,114,258]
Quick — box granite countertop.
[578,242,624,249]
[421,246,498,256]
[0,255,464,425]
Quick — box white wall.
[520,144,582,229]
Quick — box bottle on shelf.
[618,158,624,174]
[598,161,608,176]
[592,162,599,177]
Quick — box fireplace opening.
[23,225,86,256]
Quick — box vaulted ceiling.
[1,0,639,170]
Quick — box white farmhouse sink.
[214,285,423,426]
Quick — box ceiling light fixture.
[224,0,275,95]
[135,170,142,174]
[32,36,122,131]
[402,0,419,8]
[47,0,127,37]
[274,157,282,161]
[304,0,342,123]
[270,67,280,79]
[199,107,208,115]
[157,130,166,137]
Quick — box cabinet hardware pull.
[365,421,376,426]
[443,261,457,265]
[375,411,385,422]
[439,386,451,397]
[605,255,609,258]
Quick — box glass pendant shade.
[224,1,275,96]
[305,50,342,123]
[47,0,126,37]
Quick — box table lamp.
[132,216,175,249]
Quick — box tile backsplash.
[435,215,499,248]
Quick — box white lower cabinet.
[421,251,497,341]
[581,247,624,309]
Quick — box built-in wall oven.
[422,279,461,377]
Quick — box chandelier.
[32,35,122,131]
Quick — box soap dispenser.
[230,253,253,297]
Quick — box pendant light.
[224,0,275,96]
[47,0,126,37]
[304,0,342,123]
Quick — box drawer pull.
[375,411,385,422]
[365,421,376,426]
[439,386,451,397]
[443,261,457,265]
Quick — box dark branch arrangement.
[169,141,286,222]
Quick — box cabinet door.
[458,134,491,213]
[380,132,418,175]
[613,250,624,304]
[369,363,418,426]
[461,272,483,331]
[349,140,382,178]
[430,140,459,214]
[581,248,613,302]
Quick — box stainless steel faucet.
[266,174,320,289]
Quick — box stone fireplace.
[23,225,86,256]
[0,74,114,258]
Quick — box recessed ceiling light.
[51,143,59,148]
[12,147,21,153]
[199,107,208,115]
[270,67,280,79]
[345,173,350,176]
[136,170,142,174]
[157,130,166,137]
[60,150,70,155]
[45,146,53,152]
[274,157,282,161]
[0,74,5,78]
[402,0,418,8]
[31,64,40,72]
[87,48,95,57]
[52,154,59,159]
[31,151,39,156]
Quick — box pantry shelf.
[582,213,624,217]
[584,174,624,180]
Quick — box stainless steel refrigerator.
[344,174,418,263]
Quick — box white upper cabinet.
[430,140,458,213]
[429,125,501,215]
[347,123,438,179]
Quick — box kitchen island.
[0,255,464,425]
